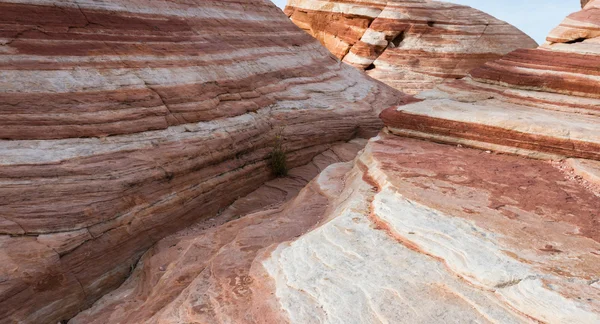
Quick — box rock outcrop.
[381,0,600,160]
[71,133,600,324]
[4,1,600,324]
[70,140,367,324]
[0,1,402,323]
[285,0,538,94]
[66,3,600,323]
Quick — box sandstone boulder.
[285,0,538,94]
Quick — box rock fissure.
[1,26,49,46]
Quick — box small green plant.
[269,128,288,177]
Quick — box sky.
[271,0,580,44]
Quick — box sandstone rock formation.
[65,2,600,323]
[71,133,600,323]
[70,140,367,324]
[381,0,600,160]
[285,0,538,94]
[4,1,600,323]
[0,1,402,323]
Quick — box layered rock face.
[70,140,367,324]
[0,1,402,323]
[381,0,600,160]
[285,0,538,94]
[72,134,600,323]
[60,3,600,323]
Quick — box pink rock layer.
[0,1,401,140]
[70,134,600,323]
[382,1,600,160]
[69,140,366,324]
[60,3,600,322]
[285,0,537,94]
[0,1,402,323]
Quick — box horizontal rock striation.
[63,3,600,323]
[382,1,600,160]
[380,90,600,160]
[285,0,537,94]
[0,1,402,323]
[69,139,366,324]
[0,1,402,140]
[71,134,600,323]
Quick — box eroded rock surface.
[285,0,537,93]
[69,140,366,324]
[73,134,600,323]
[0,1,402,322]
[381,1,600,160]
[4,1,599,323]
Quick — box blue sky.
[271,0,580,44]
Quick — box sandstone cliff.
[285,0,538,94]
[0,1,402,323]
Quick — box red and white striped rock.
[0,1,402,323]
[69,140,366,324]
[382,1,600,159]
[4,1,599,323]
[285,0,537,94]
[70,134,600,323]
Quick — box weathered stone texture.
[71,134,600,324]
[0,1,402,323]
[3,1,600,324]
[382,0,600,159]
[285,0,538,94]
